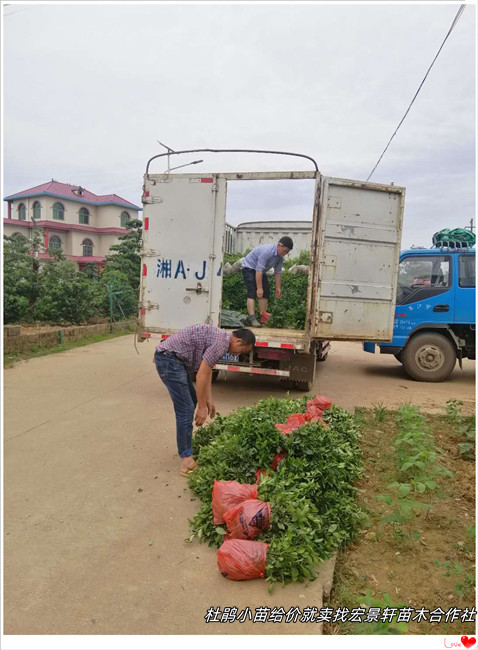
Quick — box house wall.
[4,194,139,263]
[96,233,121,257]
[9,197,137,229]
[3,221,31,239]
[96,205,136,229]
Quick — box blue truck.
[363,247,475,381]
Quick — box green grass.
[4,326,136,367]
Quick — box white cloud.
[2,2,475,252]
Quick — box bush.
[33,259,100,324]
[3,233,36,323]
[221,250,310,328]
[98,266,138,319]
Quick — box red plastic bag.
[305,404,323,420]
[224,499,271,540]
[217,539,268,580]
[274,422,292,434]
[307,395,333,411]
[287,413,306,427]
[260,311,271,324]
[274,412,306,435]
[270,451,288,471]
[212,481,259,525]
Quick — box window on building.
[32,201,41,220]
[18,203,26,220]
[120,211,130,227]
[82,239,93,257]
[459,255,476,288]
[49,236,62,250]
[53,202,65,220]
[79,207,90,225]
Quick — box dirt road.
[3,336,474,635]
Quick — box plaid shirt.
[156,324,232,371]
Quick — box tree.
[104,218,142,292]
[99,266,138,320]
[3,233,34,323]
[33,258,102,324]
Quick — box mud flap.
[289,352,316,384]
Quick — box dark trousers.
[154,350,197,457]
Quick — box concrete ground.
[3,336,475,635]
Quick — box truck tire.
[394,352,402,363]
[402,332,456,382]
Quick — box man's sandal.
[179,467,196,478]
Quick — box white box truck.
[137,149,405,389]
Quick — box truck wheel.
[402,332,456,382]
[293,380,313,391]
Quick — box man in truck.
[241,236,294,327]
[154,324,256,477]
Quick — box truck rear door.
[309,177,404,341]
[139,174,226,331]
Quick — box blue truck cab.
[364,247,475,381]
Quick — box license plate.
[220,353,240,362]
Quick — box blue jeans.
[154,350,197,458]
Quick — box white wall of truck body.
[137,164,404,389]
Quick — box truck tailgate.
[226,326,308,350]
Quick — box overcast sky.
[2,1,476,249]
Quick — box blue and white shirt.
[242,243,284,275]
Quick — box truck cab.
[364,247,475,381]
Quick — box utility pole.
[465,218,475,233]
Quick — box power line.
[367,4,466,182]
[4,4,39,17]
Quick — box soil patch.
[325,408,475,636]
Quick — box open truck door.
[139,174,226,332]
[308,176,405,341]
[138,148,404,389]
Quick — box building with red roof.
[4,180,141,267]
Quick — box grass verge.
[4,327,136,368]
[325,406,475,636]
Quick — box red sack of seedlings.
[224,499,271,540]
[305,410,328,427]
[287,413,306,428]
[305,404,323,420]
[271,451,288,471]
[307,395,333,411]
[217,539,269,580]
[274,422,292,434]
[212,480,259,525]
[274,413,306,435]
